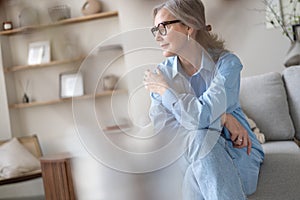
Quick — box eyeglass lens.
[151,20,181,37]
[151,24,167,37]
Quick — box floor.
[0,196,44,200]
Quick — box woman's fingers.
[225,114,252,155]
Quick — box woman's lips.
[160,44,169,49]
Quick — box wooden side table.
[40,154,76,200]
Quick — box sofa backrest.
[282,65,300,141]
[240,72,295,141]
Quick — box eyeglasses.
[151,20,181,37]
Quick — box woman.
[143,0,264,199]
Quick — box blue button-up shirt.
[149,51,264,158]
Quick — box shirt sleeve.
[149,92,188,136]
[160,54,243,131]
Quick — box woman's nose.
[155,32,163,41]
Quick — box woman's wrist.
[221,113,227,126]
[159,87,168,96]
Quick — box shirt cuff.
[162,88,178,112]
[208,118,223,132]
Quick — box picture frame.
[27,41,51,65]
[292,24,300,41]
[59,71,84,98]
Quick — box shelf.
[9,89,127,109]
[0,11,118,36]
[4,44,123,73]
[103,124,132,133]
[4,56,85,73]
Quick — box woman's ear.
[187,27,196,37]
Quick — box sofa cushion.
[248,153,300,200]
[262,141,300,154]
[240,72,295,141]
[282,65,300,140]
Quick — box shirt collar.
[171,51,216,78]
[201,51,216,72]
[172,56,179,78]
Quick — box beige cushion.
[244,115,265,144]
[0,138,41,179]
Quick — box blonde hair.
[153,0,227,61]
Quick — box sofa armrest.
[283,66,300,141]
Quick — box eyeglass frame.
[151,20,182,37]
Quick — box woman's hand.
[143,68,169,96]
[222,113,252,155]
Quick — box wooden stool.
[40,154,76,200]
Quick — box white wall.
[0,44,12,139]
[0,1,12,139]
[203,0,290,76]
[0,0,293,199]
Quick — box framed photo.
[27,41,50,65]
[59,71,84,98]
[292,24,300,41]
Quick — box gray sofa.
[239,66,300,200]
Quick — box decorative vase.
[81,0,102,16]
[284,41,300,67]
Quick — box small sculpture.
[103,75,118,90]
[22,93,29,103]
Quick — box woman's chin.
[162,50,175,57]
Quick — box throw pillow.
[240,72,295,141]
[0,138,41,179]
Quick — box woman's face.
[154,8,189,57]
